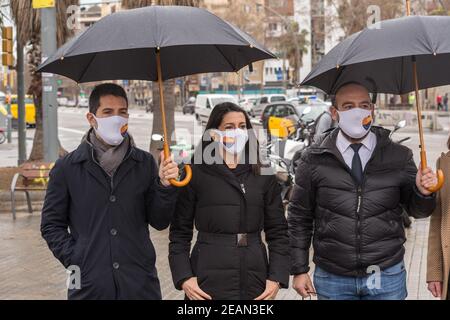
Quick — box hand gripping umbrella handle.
[155,49,192,188]
[163,142,192,187]
[428,170,445,193]
[420,151,444,193]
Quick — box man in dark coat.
[41,83,179,300]
[289,82,437,300]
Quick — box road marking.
[59,127,86,135]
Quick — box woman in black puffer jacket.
[169,103,289,300]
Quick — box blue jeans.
[313,261,408,300]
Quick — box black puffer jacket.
[288,127,436,277]
[169,163,289,300]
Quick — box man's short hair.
[330,81,371,107]
[89,83,128,114]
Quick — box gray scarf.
[85,129,130,176]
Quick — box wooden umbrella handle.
[156,49,192,188]
[163,142,192,187]
[427,170,445,193]
[420,151,444,193]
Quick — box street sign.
[32,0,55,9]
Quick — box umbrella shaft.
[406,0,411,16]
[412,60,427,168]
[156,50,170,158]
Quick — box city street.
[1,0,450,307]
[2,107,450,168]
[0,107,449,300]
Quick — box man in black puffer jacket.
[288,82,437,300]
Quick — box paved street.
[0,210,437,300]
[0,107,448,300]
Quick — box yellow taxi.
[261,102,330,139]
[7,95,36,127]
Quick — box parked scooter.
[264,106,315,208]
[266,106,314,170]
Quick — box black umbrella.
[38,5,275,187]
[301,5,446,192]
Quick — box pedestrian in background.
[444,93,449,112]
[437,94,443,111]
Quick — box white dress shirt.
[336,130,377,170]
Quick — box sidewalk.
[0,211,437,300]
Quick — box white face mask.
[214,128,248,155]
[337,108,373,139]
[92,115,128,146]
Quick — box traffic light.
[2,27,13,67]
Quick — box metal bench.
[10,162,54,219]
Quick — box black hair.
[89,83,128,114]
[197,102,265,175]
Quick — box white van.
[195,94,237,125]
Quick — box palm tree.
[10,0,78,161]
[277,21,309,86]
[122,0,202,159]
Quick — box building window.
[269,23,278,31]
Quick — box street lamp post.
[40,5,59,162]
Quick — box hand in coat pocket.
[182,277,212,300]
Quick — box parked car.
[145,98,153,113]
[239,97,258,114]
[78,97,89,108]
[66,99,77,107]
[261,101,330,139]
[195,94,237,125]
[8,95,36,127]
[57,97,69,107]
[250,94,287,118]
[182,97,196,115]
[287,97,308,104]
[182,101,195,115]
